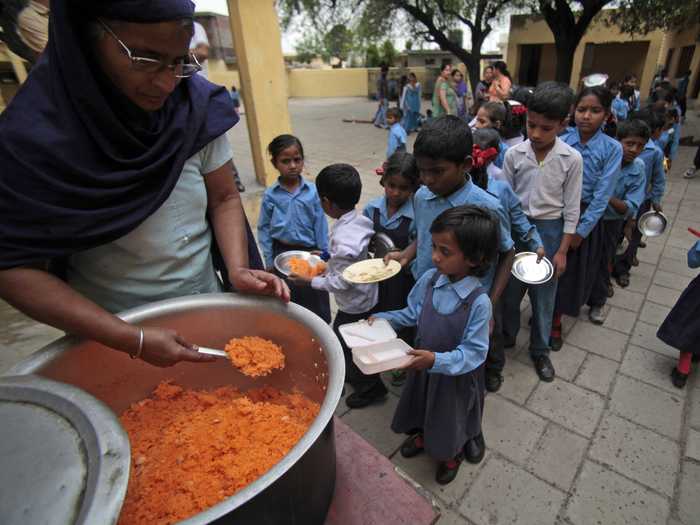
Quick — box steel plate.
[511,252,554,285]
[638,211,668,237]
[274,250,324,276]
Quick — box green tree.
[295,33,323,63]
[608,0,700,35]
[324,24,355,65]
[279,0,526,93]
[380,39,398,66]
[365,43,382,67]
[405,39,414,50]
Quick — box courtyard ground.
[2,97,700,525]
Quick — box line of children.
[551,86,623,348]
[373,205,497,484]
[501,82,584,381]
[258,135,331,322]
[363,151,419,387]
[588,120,648,323]
[288,164,384,408]
[470,127,545,389]
[614,109,666,285]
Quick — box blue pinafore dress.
[391,272,487,461]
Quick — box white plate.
[342,259,401,284]
[352,339,413,375]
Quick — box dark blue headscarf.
[0,0,260,272]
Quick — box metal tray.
[638,211,668,237]
[274,250,324,276]
[369,233,396,259]
[511,252,554,285]
[0,374,130,525]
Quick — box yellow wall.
[507,13,670,95]
[207,58,241,90]
[287,68,368,97]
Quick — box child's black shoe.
[464,433,486,464]
[436,454,463,485]
[345,382,387,409]
[485,370,503,393]
[400,433,425,458]
[671,367,688,389]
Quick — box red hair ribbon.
[472,145,499,169]
[511,104,527,116]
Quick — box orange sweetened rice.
[224,336,285,377]
[288,257,326,279]
[117,381,320,525]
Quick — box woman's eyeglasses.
[98,19,201,78]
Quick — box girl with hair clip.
[471,128,544,391]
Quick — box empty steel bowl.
[638,211,668,237]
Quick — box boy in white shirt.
[290,164,383,408]
[501,82,583,382]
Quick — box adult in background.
[451,68,470,120]
[488,61,512,102]
[473,65,493,115]
[190,19,209,78]
[676,70,691,120]
[432,63,458,117]
[373,63,389,128]
[400,71,421,133]
[0,0,288,367]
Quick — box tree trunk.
[554,41,577,84]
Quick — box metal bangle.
[130,327,144,360]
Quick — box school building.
[506,13,700,105]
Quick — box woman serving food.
[0,0,289,367]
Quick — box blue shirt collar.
[568,126,604,148]
[376,196,414,221]
[425,178,473,202]
[434,273,481,299]
[271,176,311,195]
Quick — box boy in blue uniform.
[386,116,515,307]
[614,109,665,284]
[502,82,583,381]
[373,206,497,484]
[588,120,648,323]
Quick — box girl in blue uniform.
[551,86,622,349]
[372,205,497,485]
[363,151,420,385]
[258,135,331,322]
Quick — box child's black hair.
[382,151,420,190]
[617,119,651,142]
[429,205,499,278]
[575,85,614,112]
[386,107,403,120]
[528,81,574,121]
[629,108,665,133]
[315,163,362,211]
[268,134,304,162]
[414,115,473,164]
[470,128,501,190]
[480,101,506,126]
[619,84,635,100]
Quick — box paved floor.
[2,98,700,525]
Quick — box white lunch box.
[338,318,412,375]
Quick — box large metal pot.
[7,293,345,524]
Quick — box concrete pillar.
[226,0,292,187]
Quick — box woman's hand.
[139,327,216,367]
[230,267,291,302]
[401,349,435,370]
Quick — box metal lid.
[369,232,395,259]
[511,252,554,285]
[0,375,130,525]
